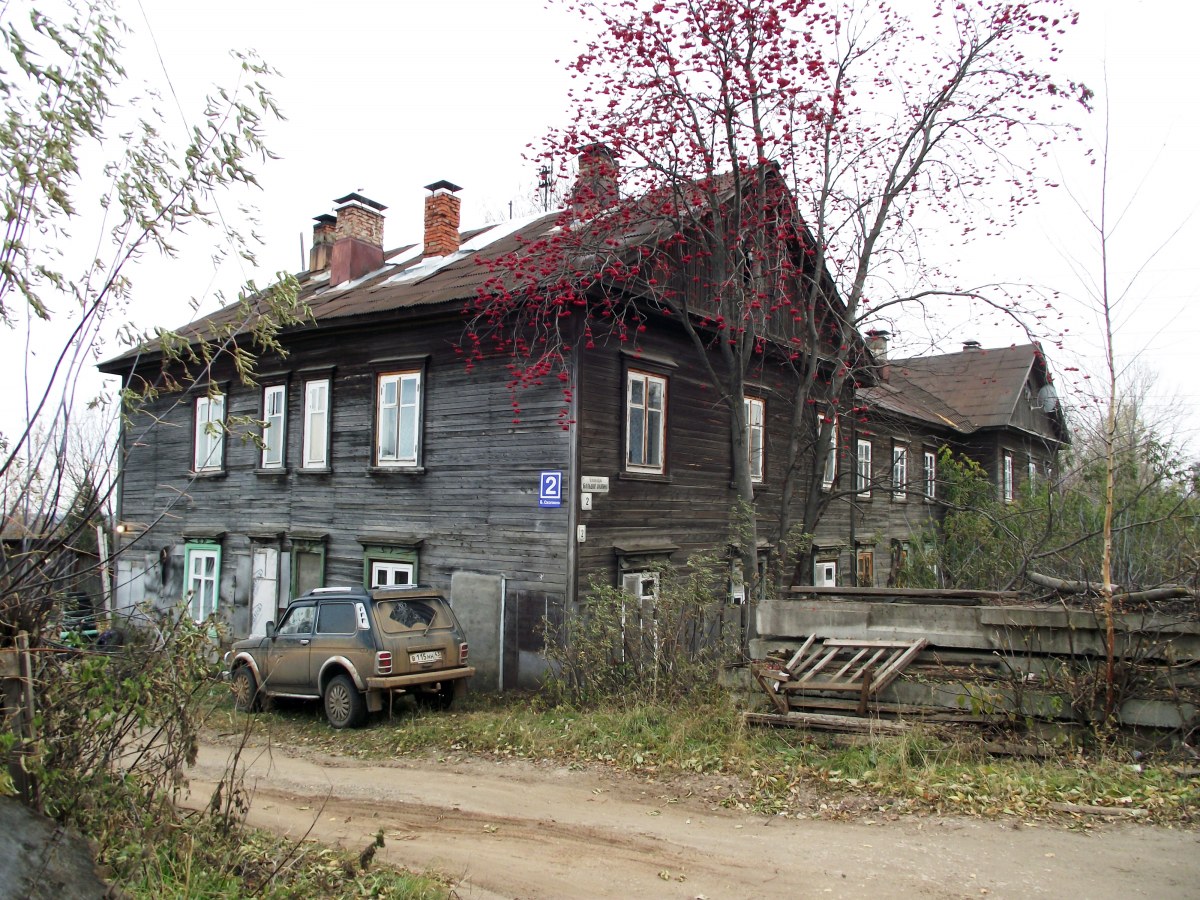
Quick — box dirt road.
[186,738,1198,899]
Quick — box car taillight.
[459,642,469,664]
[376,651,392,675]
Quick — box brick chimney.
[308,213,336,273]
[423,180,462,258]
[866,329,890,362]
[330,192,386,284]
[571,143,619,217]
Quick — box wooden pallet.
[752,636,929,715]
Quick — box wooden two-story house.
[100,169,1067,687]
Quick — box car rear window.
[375,599,445,634]
[317,601,357,634]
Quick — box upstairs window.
[892,443,908,501]
[193,393,225,472]
[819,413,837,490]
[261,384,286,469]
[626,370,666,473]
[1002,452,1014,503]
[745,396,765,483]
[856,439,872,497]
[923,450,937,502]
[302,379,330,469]
[376,371,423,467]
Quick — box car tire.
[232,666,260,713]
[324,673,367,729]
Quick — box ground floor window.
[814,558,838,587]
[856,548,874,587]
[370,561,414,588]
[291,539,326,597]
[184,542,221,622]
[360,542,420,590]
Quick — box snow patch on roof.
[378,210,558,287]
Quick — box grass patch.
[211,685,1199,825]
[119,816,449,899]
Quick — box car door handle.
[299,639,310,646]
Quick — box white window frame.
[376,371,423,467]
[819,413,837,490]
[193,393,225,472]
[923,450,936,502]
[745,396,765,483]
[184,544,221,622]
[892,443,908,502]
[1028,453,1037,488]
[621,570,660,603]
[813,559,838,587]
[370,561,415,588]
[261,384,286,469]
[302,378,330,469]
[856,438,872,497]
[1002,452,1014,503]
[626,370,667,474]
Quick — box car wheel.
[232,666,260,713]
[324,673,367,729]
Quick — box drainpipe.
[498,575,506,693]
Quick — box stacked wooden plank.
[750,636,929,724]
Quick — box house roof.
[861,343,1066,443]
[99,212,563,371]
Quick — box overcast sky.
[6,0,1199,454]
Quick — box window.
[276,603,315,636]
[1028,453,1037,489]
[622,571,660,603]
[856,439,872,497]
[316,602,357,634]
[302,379,330,469]
[1002,452,1014,503]
[745,396,765,483]
[626,370,666,473]
[370,561,414,588]
[857,548,874,587]
[193,393,225,472]
[813,559,838,587]
[360,542,420,589]
[291,540,326,596]
[376,371,423,466]
[923,450,937,502]
[819,413,837,490]
[184,542,221,622]
[892,443,908,501]
[261,384,286,469]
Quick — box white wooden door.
[251,547,279,636]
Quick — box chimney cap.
[866,328,890,338]
[424,180,463,195]
[333,192,387,212]
[312,213,337,225]
[962,339,982,351]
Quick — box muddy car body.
[226,585,474,727]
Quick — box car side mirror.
[265,621,275,638]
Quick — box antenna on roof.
[299,233,305,271]
[538,163,553,212]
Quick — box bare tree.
[468,0,1089,615]
[0,0,305,642]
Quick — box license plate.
[409,650,443,665]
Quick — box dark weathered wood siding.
[116,312,573,686]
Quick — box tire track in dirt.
[186,738,1200,900]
